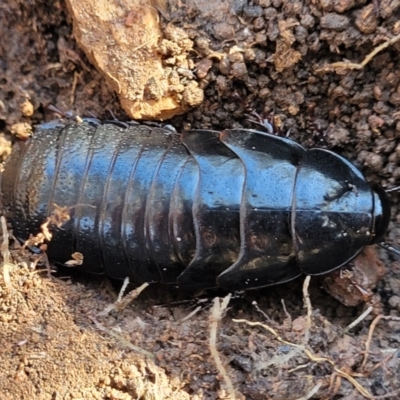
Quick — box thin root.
[361,314,400,371]
[97,282,149,317]
[106,72,122,94]
[281,298,292,323]
[209,294,237,400]
[89,316,154,360]
[252,300,271,321]
[316,33,400,73]
[232,318,374,399]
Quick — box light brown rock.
[66,0,197,120]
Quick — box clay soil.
[1,1,400,399]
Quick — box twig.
[345,306,373,333]
[295,381,323,400]
[70,71,81,106]
[97,282,149,317]
[179,306,202,322]
[117,277,130,303]
[209,294,237,400]
[1,216,12,289]
[302,276,312,345]
[32,251,52,277]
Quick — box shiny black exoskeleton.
[1,122,391,291]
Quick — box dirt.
[1,0,400,399]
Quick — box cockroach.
[0,120,393,291]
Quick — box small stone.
[320,13,350,31]
[20,99,34,117]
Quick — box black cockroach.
[0,121,392,291]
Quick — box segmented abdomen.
[1,122,382,291]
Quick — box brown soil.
[1,1,400,399]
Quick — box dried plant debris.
[323,246,386,307]
[2,0,400,398]
[273,19,303,73]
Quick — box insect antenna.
[47,104,81,121]
[378,242,400,257]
